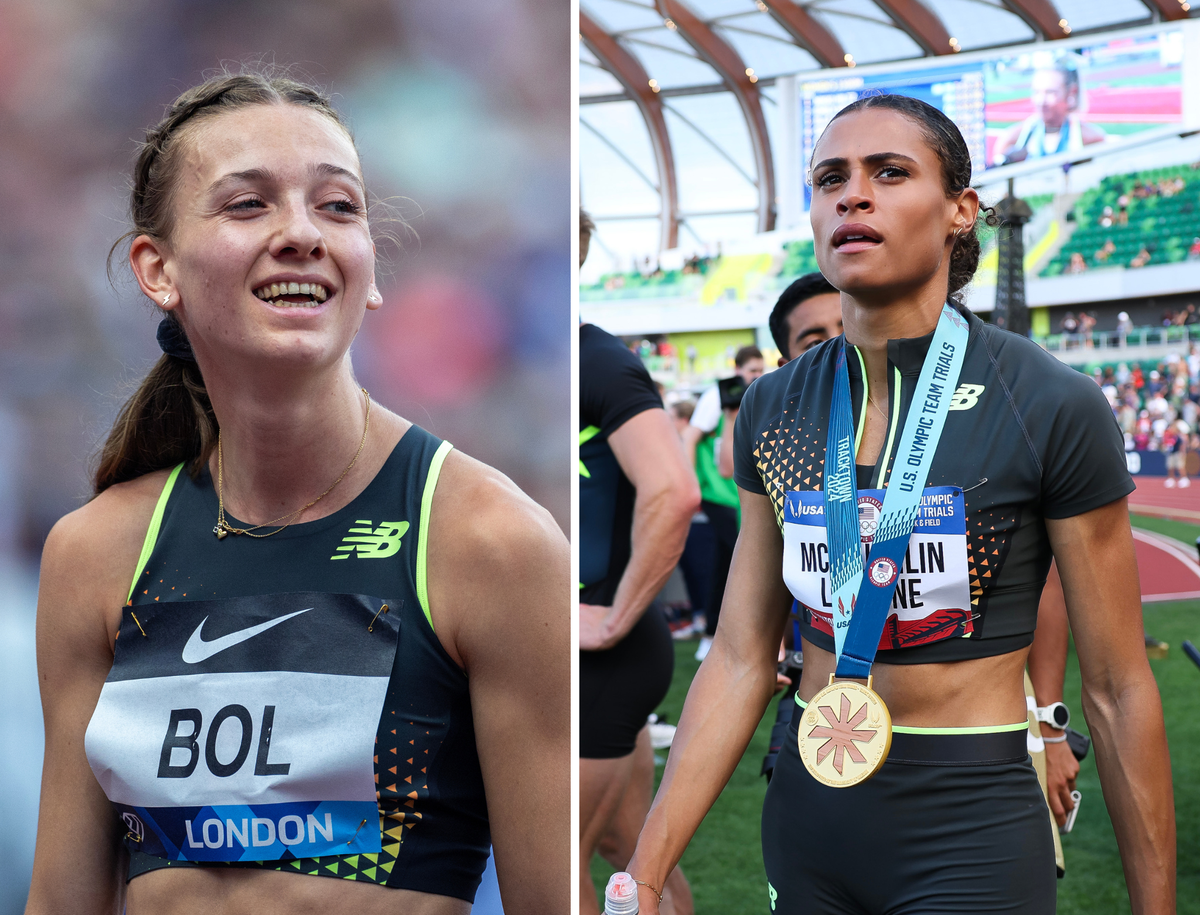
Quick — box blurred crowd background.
[0,1,568,909]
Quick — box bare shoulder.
[426,450,568,668]
[40,469,176,643]
[432,449,566,566]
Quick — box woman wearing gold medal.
[25,69,568,914]
[625,95,1173,914]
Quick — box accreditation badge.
[798,675,892,788]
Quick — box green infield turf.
[590,513,1198,912]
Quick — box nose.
[835,169,874,216]
[270,197,326,260]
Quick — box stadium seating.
[1042,164,1200,277]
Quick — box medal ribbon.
[823,303,969,679]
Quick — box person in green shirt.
[681,345,764,660]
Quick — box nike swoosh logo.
[182,608,311,664]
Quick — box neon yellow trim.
[893,721,1030,735]
[852,346,869,455]
[126,463,183,603]
[880,366,901,484]
[579,425,600,478]
[416,441,454,632]
[793,694,1028,734]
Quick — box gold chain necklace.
[213,389,371,540]
[868,395,888,423]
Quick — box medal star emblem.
[808,692,877,775]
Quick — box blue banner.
[115,799,380,862]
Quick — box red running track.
[1129,477,1200,602]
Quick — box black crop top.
[734,304,1133,663]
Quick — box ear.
[130,235,178,311]
[366,278,384,310]
[951,187,981,239]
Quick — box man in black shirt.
[578,211,698,915]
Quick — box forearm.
[627,639,778,888]
[601,485,696,642]
[1083,676,1175,914]
[1028,564,1069,732]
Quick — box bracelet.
[634,879,664,903]
[1041,732,1068,743]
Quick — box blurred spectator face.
[738,357,765,384]
[781,292,842,363]
[1031,69,1074,133]
[149,104,376,369]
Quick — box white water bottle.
[604,872,639,914]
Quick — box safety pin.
[130,612,147,638]
[347,818,368,845]
[961,477,988,494]
[368,604,389,632]
[125,831,142,844]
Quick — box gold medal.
[798,674,892,788]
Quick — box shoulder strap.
[126,464,184,603]
[415,440,454,630]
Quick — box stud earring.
[162,294,172,308]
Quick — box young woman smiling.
[625,95,1173,915]
[25,71,568,915]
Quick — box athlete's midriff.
[127,864,472,915]
[797,639,1032,728]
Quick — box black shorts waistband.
[788,713,1029,767]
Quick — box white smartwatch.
[1034,701,1070,730]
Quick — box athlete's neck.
[841,287,946,395]
[202,369,400,527]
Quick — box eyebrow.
[794,318,843,343]
[812,152,919,171]
[208,163,366,197]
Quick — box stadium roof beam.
[580,11,680,250]
[1139,0,1191,20]
[654,0,776,232]
[757,0,848,69]
[872,0,956,56]
[999,0,1071,39]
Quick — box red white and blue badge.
[867,557,898,588]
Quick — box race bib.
[85,592,400,862]
[782,487,973,649]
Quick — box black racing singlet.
[734,304,1134,663]
[84,425,491,901]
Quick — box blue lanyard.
[822,304,969,679]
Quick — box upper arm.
[426,454,569,913]
[608,408,699,512]
[716,488,792,663]
[1046,498,1148,693]
[29,479,163,914]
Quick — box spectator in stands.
[1188,237,1200,260]
[1117,196,1130,225]
[767,273,842,366]
[1165,419,1191,488]
[992,58,1106,165]
[1131,246,1152,269]
[1079,311,1096,347]
[681,345,764,662]
[1117,312,1133,343]
[1066,252,1087,273]
[1099,206,1114,228]
[1095,239,1115,264]
[1061,311,1079,333]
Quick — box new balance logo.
[330,520,410,560]
[948,384,985,411]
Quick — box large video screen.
[799,28,1184,200]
